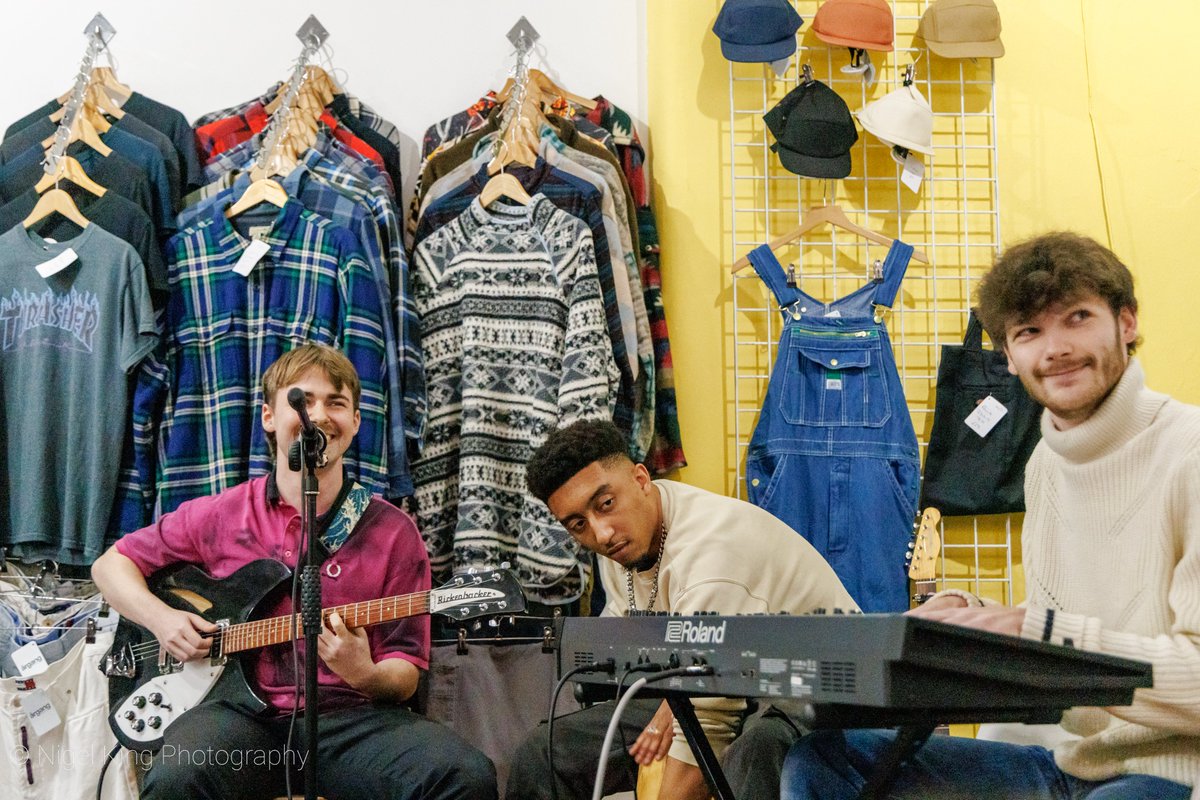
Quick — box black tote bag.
[920,310,1042,516]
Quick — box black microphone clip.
[286,387,329,471]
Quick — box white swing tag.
[964,394,1008,438]
[770,56,792,78]
[233,239,271,277]
[34,248,78,278]
[12,641,49,678]
[20,688,62,736]
[900,153,925,193]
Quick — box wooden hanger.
[479,172,532,208]
[41,113,112,157]
[23,187,89,230]
[34,155,107,196]
[731,203,929,272]
[497,68,597,111]
[52,85,124,123]
[90,66,131,103]
[225,177,289,218]
[486,110,540,175]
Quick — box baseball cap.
[812,0,894,52]
[918,0,1004,59]
[855,84,934,155]
[713,0,805,64]
[764,78,859,178]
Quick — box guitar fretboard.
[218,591,431,654]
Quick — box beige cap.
[855,84,934,156]
[918,0,1004,59]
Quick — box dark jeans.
[141,701,497,800]
[505,699,799,800]
[781,729,1193,800]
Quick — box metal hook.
[801,63,814,85]
[903,62,916,86]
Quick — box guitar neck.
[913,579,937,603]
[220,590,430,654]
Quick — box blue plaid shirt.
[200,132,425,451]
[175,167,413,497]
[119,199,389,524]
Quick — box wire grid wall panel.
[726,1,1015,604]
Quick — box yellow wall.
[647,0,1200,502]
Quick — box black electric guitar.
[104,560,525,751]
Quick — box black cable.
[549,660,614,800]
[95,743,121,800]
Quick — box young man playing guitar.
[92,344,497,800]
[782,233,1200,800]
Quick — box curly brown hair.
[976,231,1140,354]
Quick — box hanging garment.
[744,243,920,612]
[0,630,139,800]
[411,195,618,603]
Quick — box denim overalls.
[745,243,920,612]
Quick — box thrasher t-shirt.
[0,223,158,564]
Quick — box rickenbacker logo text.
[665,619,727,644]
[432,588,503,607]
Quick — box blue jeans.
[746,243,920,612]
[781,729,1192,800]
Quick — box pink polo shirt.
[116,475,430,713]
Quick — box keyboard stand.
[857,723,936,800]
[667,696,737,800]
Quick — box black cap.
[764,79,858,179]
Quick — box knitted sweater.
[411,195,619,602]
[1018,359,1200,788]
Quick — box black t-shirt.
[0,143,156,238]
[122,92,203,193]
[0,185,167,293]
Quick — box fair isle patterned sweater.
[412,195,618,603]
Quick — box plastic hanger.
[23,187,89,230]
[731,203,929,272]
[34,155,107,196]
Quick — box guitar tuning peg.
[472,620,483,632]
[466,567,478,576]
[453,577,464,586]
[499,561,511,570]
[487,617,499,628]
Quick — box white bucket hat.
[855,84,934,155]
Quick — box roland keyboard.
[559,613,1152,728]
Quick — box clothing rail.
[44,12,116,174]
[255,14,330,173]
[493,16,539,160]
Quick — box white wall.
[0,1,648,201]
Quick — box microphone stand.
[289,411,326,800]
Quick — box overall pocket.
[779,328,892,427]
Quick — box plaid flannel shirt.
[119,199,389,523]
[176,166,414,497]
[200,133,423,449]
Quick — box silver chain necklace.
[625,523,667,615]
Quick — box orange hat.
[812,0,894,52]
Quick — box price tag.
[900,152,925,193]
[964,394,1008,437]
[770,56,792,78]
[19,688,61,736]
[12,642,48,678]
[34,247,78,278]
[232,239,271,277]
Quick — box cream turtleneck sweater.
[1016,358,1200,790]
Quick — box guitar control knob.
[123,710,137,721]
[148,717,163,729]
[148,692,163,706]
[131,719,146,732]
[132,696,147,708]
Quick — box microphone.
[286,387,328,467]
